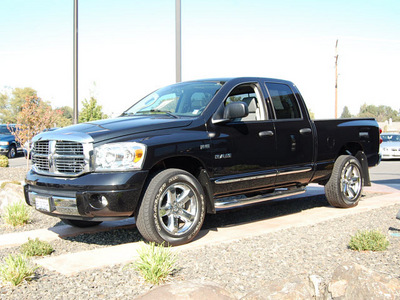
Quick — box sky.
[0,0,399,119]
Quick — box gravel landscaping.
[0,167,400,299]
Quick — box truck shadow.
[62,226,144,246]
[61,194,331,246]
[202,194,329,230]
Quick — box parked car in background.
[0,124,24,158]
[380,132,400,160]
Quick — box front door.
[208,82,277,197]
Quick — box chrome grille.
[31,138,92,177]
[32,141,50,172]
[33,141,50,155]
[55,141,84,155]
[32,155,50,172]
[55,157,85,174]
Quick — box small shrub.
[2,200,31,227]
[132,242,177,285]
[20,238,54,257]
[0,254,37,286]
[0,155,8,167]
[349,229,389,251]
[0,181,22,189]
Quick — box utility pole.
[73,0,79,124]
[334,39,339,119]
[175,0,182,83]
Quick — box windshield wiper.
[120,112,135,116]
[136,110,179,118]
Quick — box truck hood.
[40,116,193,143]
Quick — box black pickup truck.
[24,77,381,245]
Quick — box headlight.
[94,142,146,171]
[0,141,9,146]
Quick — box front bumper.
[24,169,149,221]
[0,146,10,154]
[381,151,400,159]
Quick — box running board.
[214,187,306,210]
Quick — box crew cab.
[24,77,381,245]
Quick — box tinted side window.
[224,83,265,121]
[265,83,301,119]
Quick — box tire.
[136,169,206,246]
[61,218,102,228]
[7,145,16,158]
[324,155,363,208]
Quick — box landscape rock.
[136,280,236,300]
[327,262,400,299]
[137,263,400,300]
[0,182,24,212]
[241,274,316,300]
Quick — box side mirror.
[213,102,249,124]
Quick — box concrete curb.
[34,191,400,276]
[0,218,135,250]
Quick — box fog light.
[89,194,108,209]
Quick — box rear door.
[263,82,314,186]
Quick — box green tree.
[357,103,400,122]
[0,87,38,123]
[79,97,107,123]
[56,106,73,127]
[340,106,352,118]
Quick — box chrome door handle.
[259,131,274,137]
[299,128,312,135]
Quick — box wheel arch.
[337,142,370,186]
[135,155,215,217]
[337,142,363,157]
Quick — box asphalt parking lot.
[8,154,30,168]
[369,159,400,190]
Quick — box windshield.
[0,125,12,135]
[123,81,224,117]
[382,134,400,142]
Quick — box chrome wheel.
[158,183,198,236]
[341,163,361,201]
[136,168,206,246]
[8,146,16,158]
[325,155,364,208]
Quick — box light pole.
[73,0,79,124]
[175,0,181,83]
[334,39,339,119]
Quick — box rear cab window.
[265,83,302,120]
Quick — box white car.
[380,133,400,160]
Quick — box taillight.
[379,128,383,144]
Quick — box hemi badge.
[215,153,232,159]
